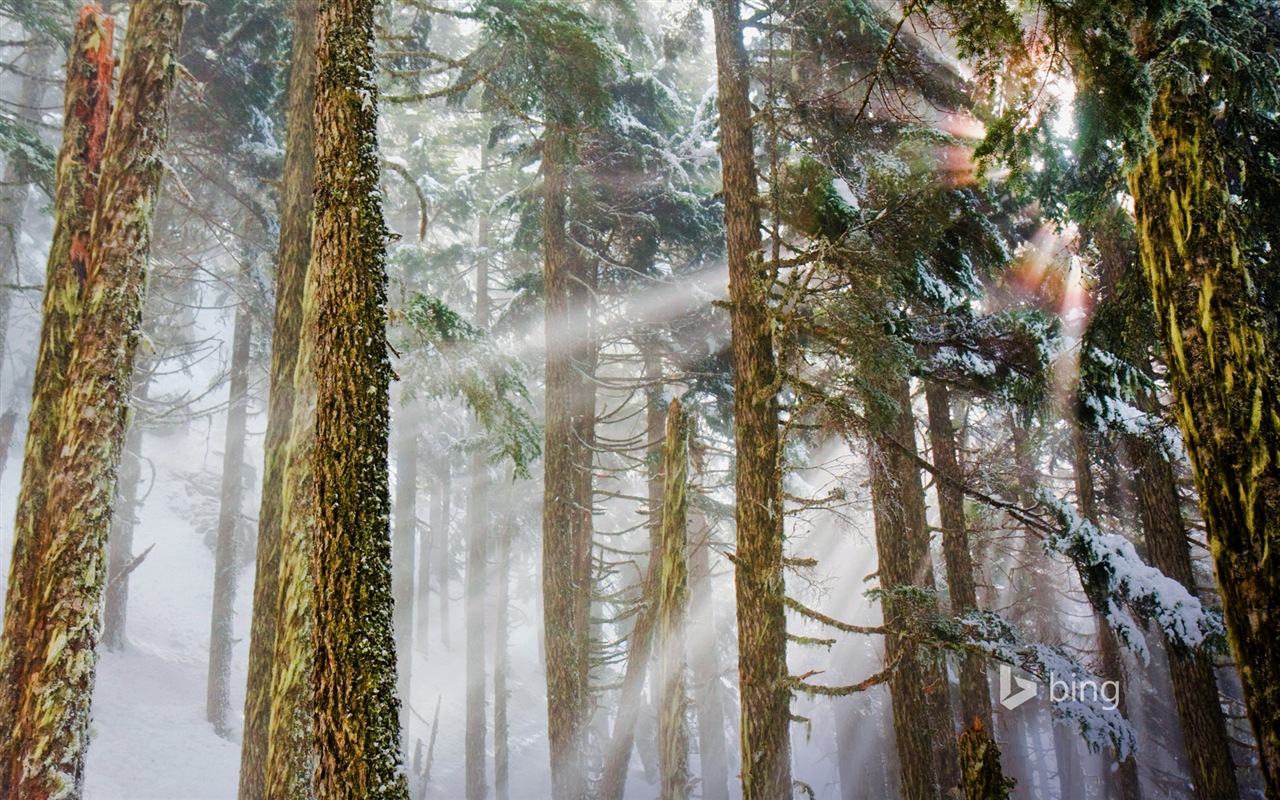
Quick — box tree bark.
[869,377,959,800]
[0,0,183,794]
[541,129,594,800]
[103,371,148,650]
[0,8,114,771]
[711,2,793,796]
[924,383,993,728]
[656,400,692,800]
[958,719,1012,800]
[1128,83,1280,794]
[208,296,253,738]
[305,0,405,793]
[1127,431,1240,800]
[302,0,407,793]
[239,0,316,793]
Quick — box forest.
[0,0,1276,797]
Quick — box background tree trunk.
[0,47,50,377]
[238,0,316,793]
[207,295,253,737]
[494,491,513,800]
[103,371,149,650]
[0,0,183,793]
[711,2,793,796]
[465,172,491,799]
[541,129,592,800]
[870,377,959,800]
[689,518,730,800]
[393,396,418,745]
[1071,421,1142,800]
[434,462,451,650]
[1127,431,1240,800]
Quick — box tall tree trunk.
[465,169,492,800]
[1126,431,1240,800]
[0,6,114,767]
[393,396,418,745]
[238,0,316,793]
[923,383,993,728]
[207,296,253,737]
[711,2,792,796]
[414,444,431,657]
[541,129,593,800]
[1071,422,1142,800]
[924,383,1009,794]
[656,400,691,800]
[0,47,50,376]
[689,519,730,800]
[302,0,407,793]
[494,491,512,800]
[434,461,451,649]
[870,377,959,800]
[103,370,149,650]
[1128,83,1280,794]
[0,1,183,794]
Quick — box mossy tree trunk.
[208,292,253,738]
[711,2,793,796]
[1126,430,1240,799]
[656,400,691,800]
[1128,84,1280,795]
[0,0,183,794]
[238,0,316,793]
[301,0,408,792]
[0,6,115,787]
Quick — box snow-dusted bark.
[0,8,114,760]
[0,0,183,794]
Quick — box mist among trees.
[0,0,1276,798]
